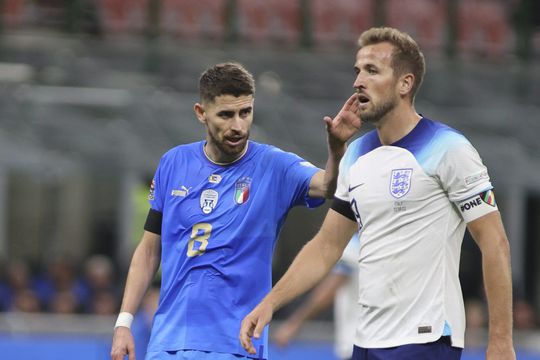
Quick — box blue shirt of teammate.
[146,140,323,359]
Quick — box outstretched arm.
[111,231,162,360]
[467,211,515,360]
[309,94,362,198]
[273,271,349,347]
[239,210,357,354]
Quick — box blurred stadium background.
[0,0,539,359]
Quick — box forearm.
[468,212,514,345]
[119,232,161,314]
[265,229,346,312]
[482,234,513,342]
[321,142,347,198]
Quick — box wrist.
[328,142,346,158]
[114,312,134,329]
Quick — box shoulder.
[341,129,380,168]
[413,118,473,159]
[414,119,481,175]
[427,119,470,148]
[250,141,304,162]
[159,141,203,166]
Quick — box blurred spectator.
[81,255,119,313]
[12,289,41,313]
[33,256,86,312]
[464,298,487,348]
[0,259,40,311]
[83,255,116,293]
[465,298,487,329]
[90,290,118,315]
[49,289,81,314]
[514,299,538,330]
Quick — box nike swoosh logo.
[348,183,365,192]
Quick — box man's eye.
[219,112,233,118]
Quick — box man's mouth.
[357,94,370,105]
[225,136,245,146]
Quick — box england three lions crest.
[390,169,413,199]
[234,177,252,205]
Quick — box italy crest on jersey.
[390,168,413,199]
[234,177,252,205]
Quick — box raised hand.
[324,93,362,148]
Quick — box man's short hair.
[199,62,255,104]
[358,27,426,100]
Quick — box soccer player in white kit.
[240,27,515,360]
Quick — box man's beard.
[209,129,249,157]
[360,96,397,124]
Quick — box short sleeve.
[283,156,324,208]
[267,146,324,208]
[436,139,498,222]
[148,156,166,212]
[436,139,492,202]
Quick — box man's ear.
[194,103,206,124]
[399,73,414,96]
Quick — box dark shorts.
[351,336,462,360]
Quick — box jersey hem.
[354,333,464,349]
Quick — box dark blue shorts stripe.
[352,336,462,360]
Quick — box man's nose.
[230,115,243,131]
[353,73,365,90]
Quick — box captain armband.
[144,208,163,235]
[457,189,498,223]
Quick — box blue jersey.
[146,140,322,359]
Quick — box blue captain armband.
[144,209,163,235]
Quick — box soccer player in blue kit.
[240,27,515,360]
[110,62,361,360]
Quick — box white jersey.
[333,118,497,349]
[333,234,360,359]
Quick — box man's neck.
[203,142,249,165]
[375,105,422,145]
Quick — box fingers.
[323,116,333,128]
[342,93,359,112]
[111,328,135,360]
[239,317,258,354]
[253,317,266,339]
[128,343,136,360]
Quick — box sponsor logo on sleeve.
[234,177,252,205]
[148,179,155,200]
[465,170,488,186]
[389,168,413,199]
